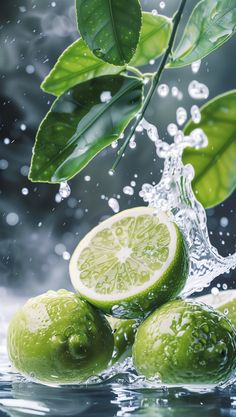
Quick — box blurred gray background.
[0,0,235,296]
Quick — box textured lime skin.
[108,317,138,365]
[78,224,189,320]
[133,299,236,384]
[7,290,113,384]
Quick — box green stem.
[112,0,187,172]
[126,66,144,78]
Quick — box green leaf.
[41,39,122,97]
[169,0,236,68]
[131,12,172,67]
[183,90,236,208]
[29,75,143,183]
[76,0,142,66]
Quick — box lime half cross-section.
[70,207,189,318]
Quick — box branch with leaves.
[29,0,236,209]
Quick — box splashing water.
[139,119,236,296]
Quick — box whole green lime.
[108,317,138,365]
[133,299,236,384]
[7,290,113,384]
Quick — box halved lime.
[7,290,113,384]
[70,207,189,318]
[198,290,236,327]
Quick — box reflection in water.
[1,377,236,417]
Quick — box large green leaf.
[183,90,236,208]
[131,12,172,67]
[169,0,236,68]
[29,75,143,183]
[76,0,142,66]
[41,39,122,97]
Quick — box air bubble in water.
[151,9,158,15]
[176,107,187,126]
[191,60,201,74]
[62,251,71,261]
[220,217,229,227]
[159,1,165,9]
[108,169,115,176]
[108,198,120,213]
[123,186,134,196]
[84,175,91,182]
[6,213,19,226]
[191,105,201,124]
[100,91,112,103]
[188,80,209,100]
[167,123,178,137]
[59,182,71,199]
[190,128,208,149]
[157,84,169,97]
[4,138,10,145]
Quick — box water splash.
[140,120,236,296]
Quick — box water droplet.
[190,128,208,149]
[191,105,201,124]
[167,123,178,137]
[176,107,187,126]
[171,86,179,97]
[59,182,71,199]
[220,217,229,228]
[129,137,136,149]
[108,198,120,213]
[21,187,29,195]
[123,186,134,196]
[100,91,112,103]
[188,80,209,100]
[26,65,35,74]
[111,140,118,149]
[20,123,27,131]
[157,84,169,97]
[156,142,170,158]
[211,287,219,296]
[174,130,184,144]
[0,159,8,170]
[62,251,71,260]
[6,212,19,226]
[191,60,201,74]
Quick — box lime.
[133,299,236,384]
[70,207,189,318]
[108,317,137,365]
[7,289,113,384]
[198,290,236,327]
